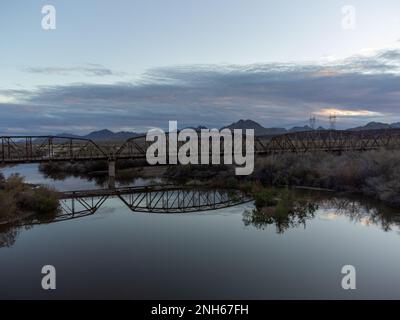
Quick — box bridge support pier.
[108,160,116,189]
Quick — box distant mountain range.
[53,120,400,140]
[224,119,317,135]
[223,120,287,136]
[225,120,400,136]
[55,129,141,141]
[348,121,400,131]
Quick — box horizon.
[4,118,398,137]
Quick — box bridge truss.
[18,186,252,225]
[260,129,400,154]
[2,129,400,164]
[0,136,107,163]
[117,186,251,213]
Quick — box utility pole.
[329,113,337,130]
[309,113,316,130]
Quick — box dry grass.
[0,174,59,223]
[253,149,400,206]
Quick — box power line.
[309,113,316,130]
[329,113,337,130]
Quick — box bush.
[18,187,59,214]
[253,188,278,208]
[252,149,400,206]
[0,192,17,219]
[3,174,25,193]
[0,174,59,223]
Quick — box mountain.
[55,132,82,139]
[85,129,141,141]
[185,125,208,131]
[349,122,392,131]
[46,119,400,142]
[389,122,400,128]
[54,129,141,141]
[348,121,400,131]
[289,125,313,133]
[84,129,115,140]
[223,119,286,136]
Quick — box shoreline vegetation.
[0,173,59,225]
[38,159,165,186]
[169,149,400,206]
[2,148,400,224]
[37,148,400,207]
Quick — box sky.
[1,0,400,134]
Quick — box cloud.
[315,108,383,117]
[22,63,124,77]
[2,47,400,134]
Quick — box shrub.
[0,192,17,219]
[253,188,278,208]
[18,187,59,214]
[252,149,400,206]
[0,174,59,223]
[3,174,25,193]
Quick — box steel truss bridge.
[19,185,252,225]
[2,129,400,164]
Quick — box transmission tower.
[329,113,337,130]
[309,114,316,130]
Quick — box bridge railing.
[261,129,400,154]
[115,131,260,160]
[0,136,108,163]
[3,129,400,164]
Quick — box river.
[1,164,400,299]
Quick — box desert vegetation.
[254,149,400,206]
[164,149,400,207]
[243,188,318,234]
[0,173,59,224]
[35,148,400,208]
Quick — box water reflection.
[318,197,400,232]
[2,186,400,248]
[243,190,400,234]
[38,161,163,188]
[0,186,252,247]
[1,163,163,191]
[0,224,21,248]
[243,199,318,233]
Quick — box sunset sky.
[1,0,400,134]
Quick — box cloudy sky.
[1,0,400,134]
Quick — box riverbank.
[35,148,400,208]
[0,173,59,225]
[39,160,166,186]
[164,149,400,208]
[253,149,400,207]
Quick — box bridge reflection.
[2,188,400,248]
[29,185,253,225]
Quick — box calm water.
[1,164,400,299]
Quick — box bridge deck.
[59,184,177,199]
[3,129,400,164]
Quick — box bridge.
[2,129,400,186]
[19,185,252,225]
